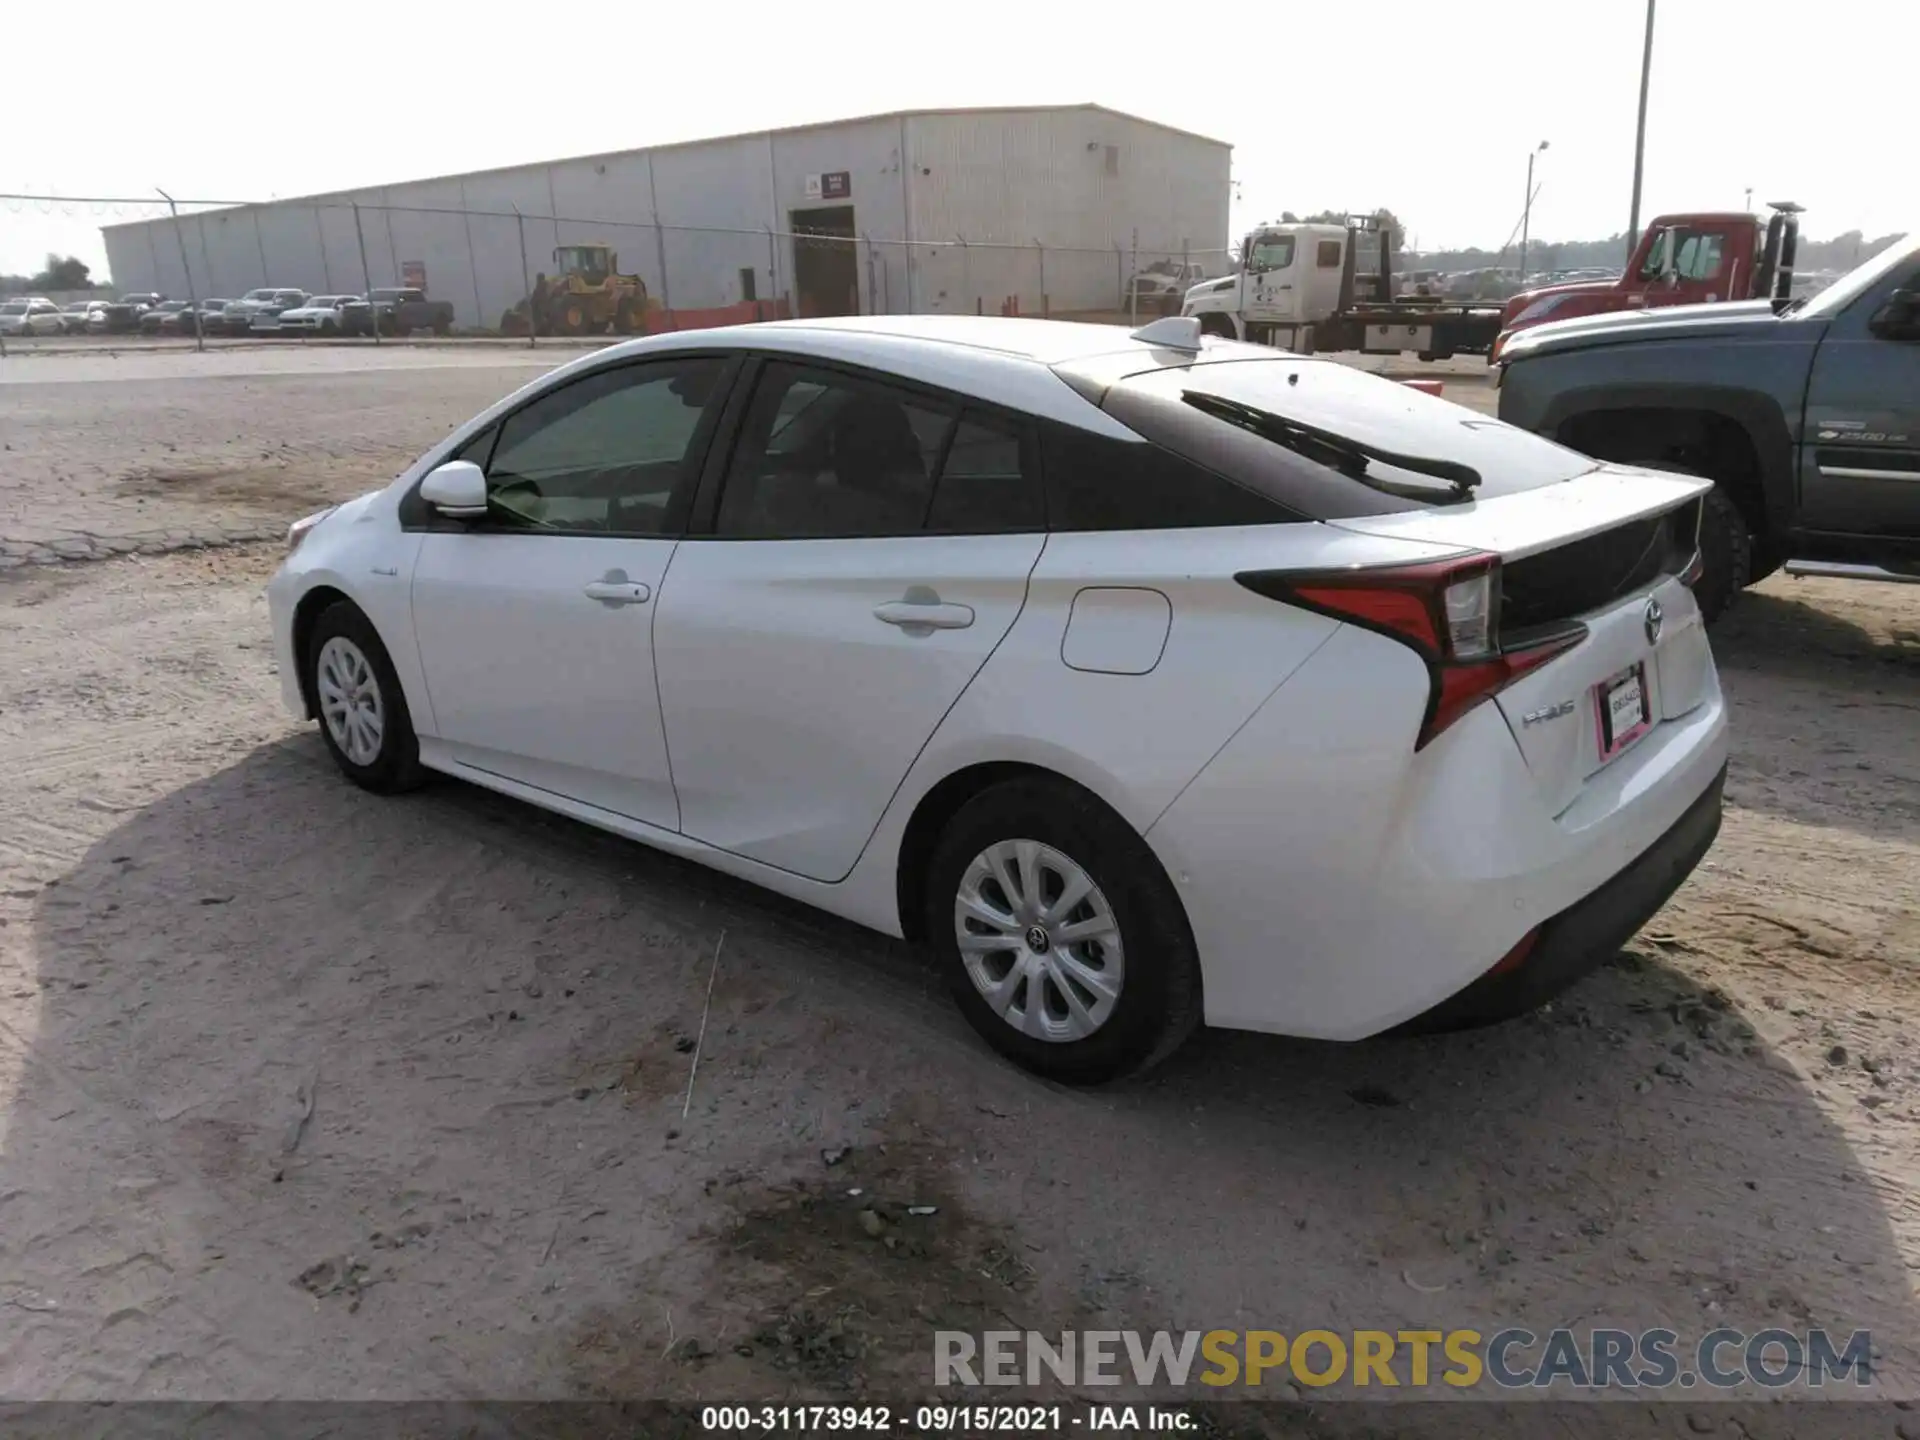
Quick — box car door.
[1799,249,1920,538]
[408,354,734,829]
[653,357,1047,881]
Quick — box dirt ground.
[1,347,1916,1417]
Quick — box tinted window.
[1040,421,1289,532]
[1316,240,1343,268]
[716,362,952,538]
[478,358,724,535]
[926,412,1042,533]
[1099,358,1597,518]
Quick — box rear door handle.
[873,590,975,633]
[583,580,651,606]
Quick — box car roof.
[556,315,1285,433]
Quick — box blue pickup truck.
[1496,232,1920,620]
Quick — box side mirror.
[1869,289,1920,341]
[419,460,488,519]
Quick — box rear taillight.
[1238,553,1585,749]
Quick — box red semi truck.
[1491,202,1804,360]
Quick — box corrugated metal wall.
[100,107,1227,328]
[903,110,1229,315]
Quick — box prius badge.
[1522,699,1576,727]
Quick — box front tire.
[926,779,1200,1084]
[308,601,423,793]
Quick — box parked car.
[0,296,66,336]
[272,295,359,336]
[218,287,309,335]
[139,299,196,334]
[91,293,165,333]
[269,314,1728,1083]
[59,299,106,334]
[1127,260,1212,310]
[190,299,235,334]
[1498,230,1920,620]
[340,287,454,337]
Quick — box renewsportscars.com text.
[934,1328,1874,1391]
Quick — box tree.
[31,254,92,290]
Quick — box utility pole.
[157,188,203,353]
[1626,0,1657,263]
[1519,141,1549,282]
[352,202,381,346]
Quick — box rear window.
[1098,357,1598,519]
[1039,422,1295,532]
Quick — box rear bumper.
[1403,761,1725,1031]
[1145,619,1729,1040]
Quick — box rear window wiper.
[1182,391,1482,502]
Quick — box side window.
[1637,228,1676,280]
[1316,240,1343,268]
[1040,422,1288,532]
[478,357,725,535]
[715,362,952,538]
[451,425,498,471]
[1673,232,1725,281]
[925,411,1042,533]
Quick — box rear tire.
[307,601,423,794]
[925,779,1200,1084]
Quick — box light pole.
[1626,0,1657,261]
[1519,140,1549,282]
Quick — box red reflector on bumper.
[1400,379,1444,397]
[1488,926,1542,979]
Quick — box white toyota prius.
[268,315,1728,1082]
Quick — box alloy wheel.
[316,636,385,766]
[954,839,1125,1043]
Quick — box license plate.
[1595,663,1651,760]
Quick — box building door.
[790,206,859,318]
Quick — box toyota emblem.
[1643,596,1665,645]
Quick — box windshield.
[371,289,402,302]
[1246,235,1296,274]
[1793,233,1918,320]
[0,301,27,314]
[240,289,273,301]
[159,300,189,312]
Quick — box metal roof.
[101,104,1230,232]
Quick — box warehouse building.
[101,104,1230,332]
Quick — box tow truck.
[1180,214,1503,360]
[1492,202,1804,359]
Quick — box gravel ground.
[0,347,1915,1416]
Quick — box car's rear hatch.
[1326,469,1712,818]
[1078,356,1718,820]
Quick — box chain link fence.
[1,192,1233,351]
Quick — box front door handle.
[583,579,651,607]
[874,587,975,635]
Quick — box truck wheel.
[1693,486,1753,623]
[614,298,638,335]
[433,320,450,337]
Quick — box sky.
[3,0,1913,280]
